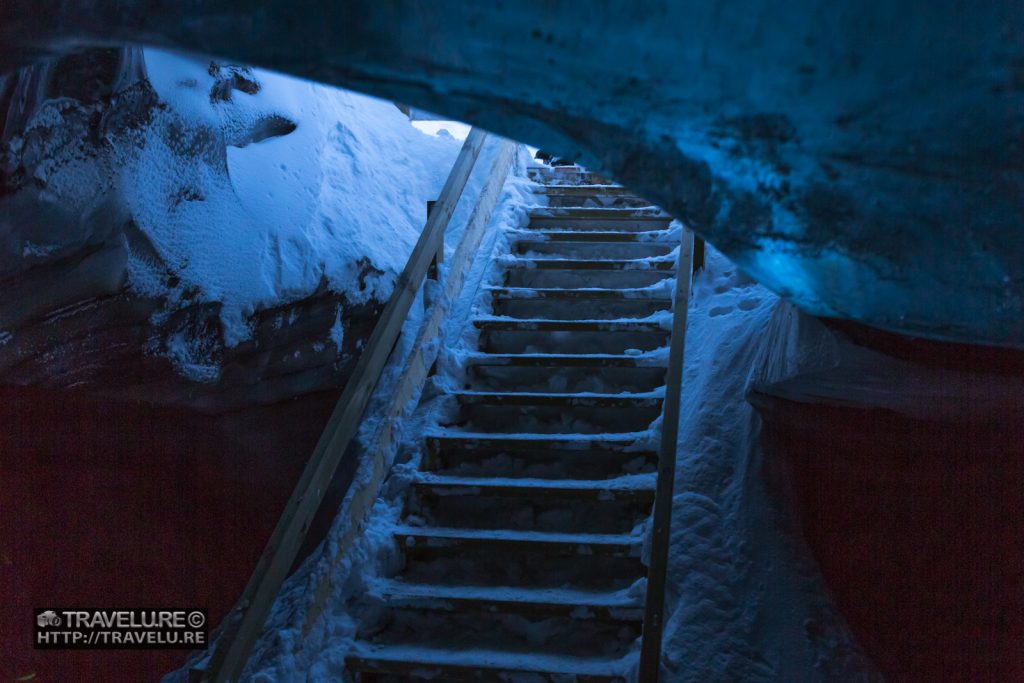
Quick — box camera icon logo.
[37,610,61,628]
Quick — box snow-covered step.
[477,322,668,354]
[526,208,672,233]
[525,218,673,233]
[463,349,669,394]
[346,644,631,682]
[411,472,656,502]
[465,352,669,368]
[487,285,672,301]
[407,474,655,533]
[472,316,671,357]
[426,432,651,452]
[502,261,673,289]
[393,526,642,557]
[450,397,663,436]
[422,432,658,481]
[452,390,663,409]
[473,317,667,333]
[376,581,644,621]
[490,287,672,321]
[474,318,668,353]
[421,436,655,479]
[398,529,647,591]
[447,389,664,435]
[538,194,652,209]
[514,238,673,260]
[503,257,675,271]
[522,229,673,242]
[531,184,636,197]
[512,228,677,257]
[529,207,669,219]
[526,168,612,185]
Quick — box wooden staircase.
[345,165,690,681]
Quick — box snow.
[423,429,650,444]
[346,643,629,677]
[660,246,879,682]
[328,305,344,354]
[129,49,463,346]
[452,389,664,398]
[464,351,669,367]
[409,120,472,141]
[375,580,642,608]
[164,329,220,383]
[392,525,641,546]
[411,472,657,492]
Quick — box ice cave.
[1,3,1022,682]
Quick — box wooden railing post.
[426,200,440,281]
[638,228,695,682]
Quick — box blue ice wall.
[2,0,1022,346]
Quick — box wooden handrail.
[638,228,695,682]
[202,128,490,682]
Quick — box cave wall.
[0,52,388,682]
[749,309,1024,681]
[0,382,340,682]
[1,1,1020,348]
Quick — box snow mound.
[128,49,462,345]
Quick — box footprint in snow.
[708,305,734,317]
[737,298,761,311]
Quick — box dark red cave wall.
[751,356,1024,682]
[0,384,334,682]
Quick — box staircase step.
[504,257,675,271]
[465,352,668,368]
[513,239,673,260]
[527,168,612,185]
[530,184,648,208]
[525,209,671,232]
[347,644,630,682]
[526,219,672,233]
[393,526,641,557]
[473,317,668,333]
[529,207,669,219]
[532,184,634,196]
[422,433,658,481]
[452,390,663,409]
[408,474,656,533]
[527,230,667,242]
[411,473,656,502]
[426,432,650,454]
[487,285,672,301]
[487,285,673,322]
[376,581,644,621]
